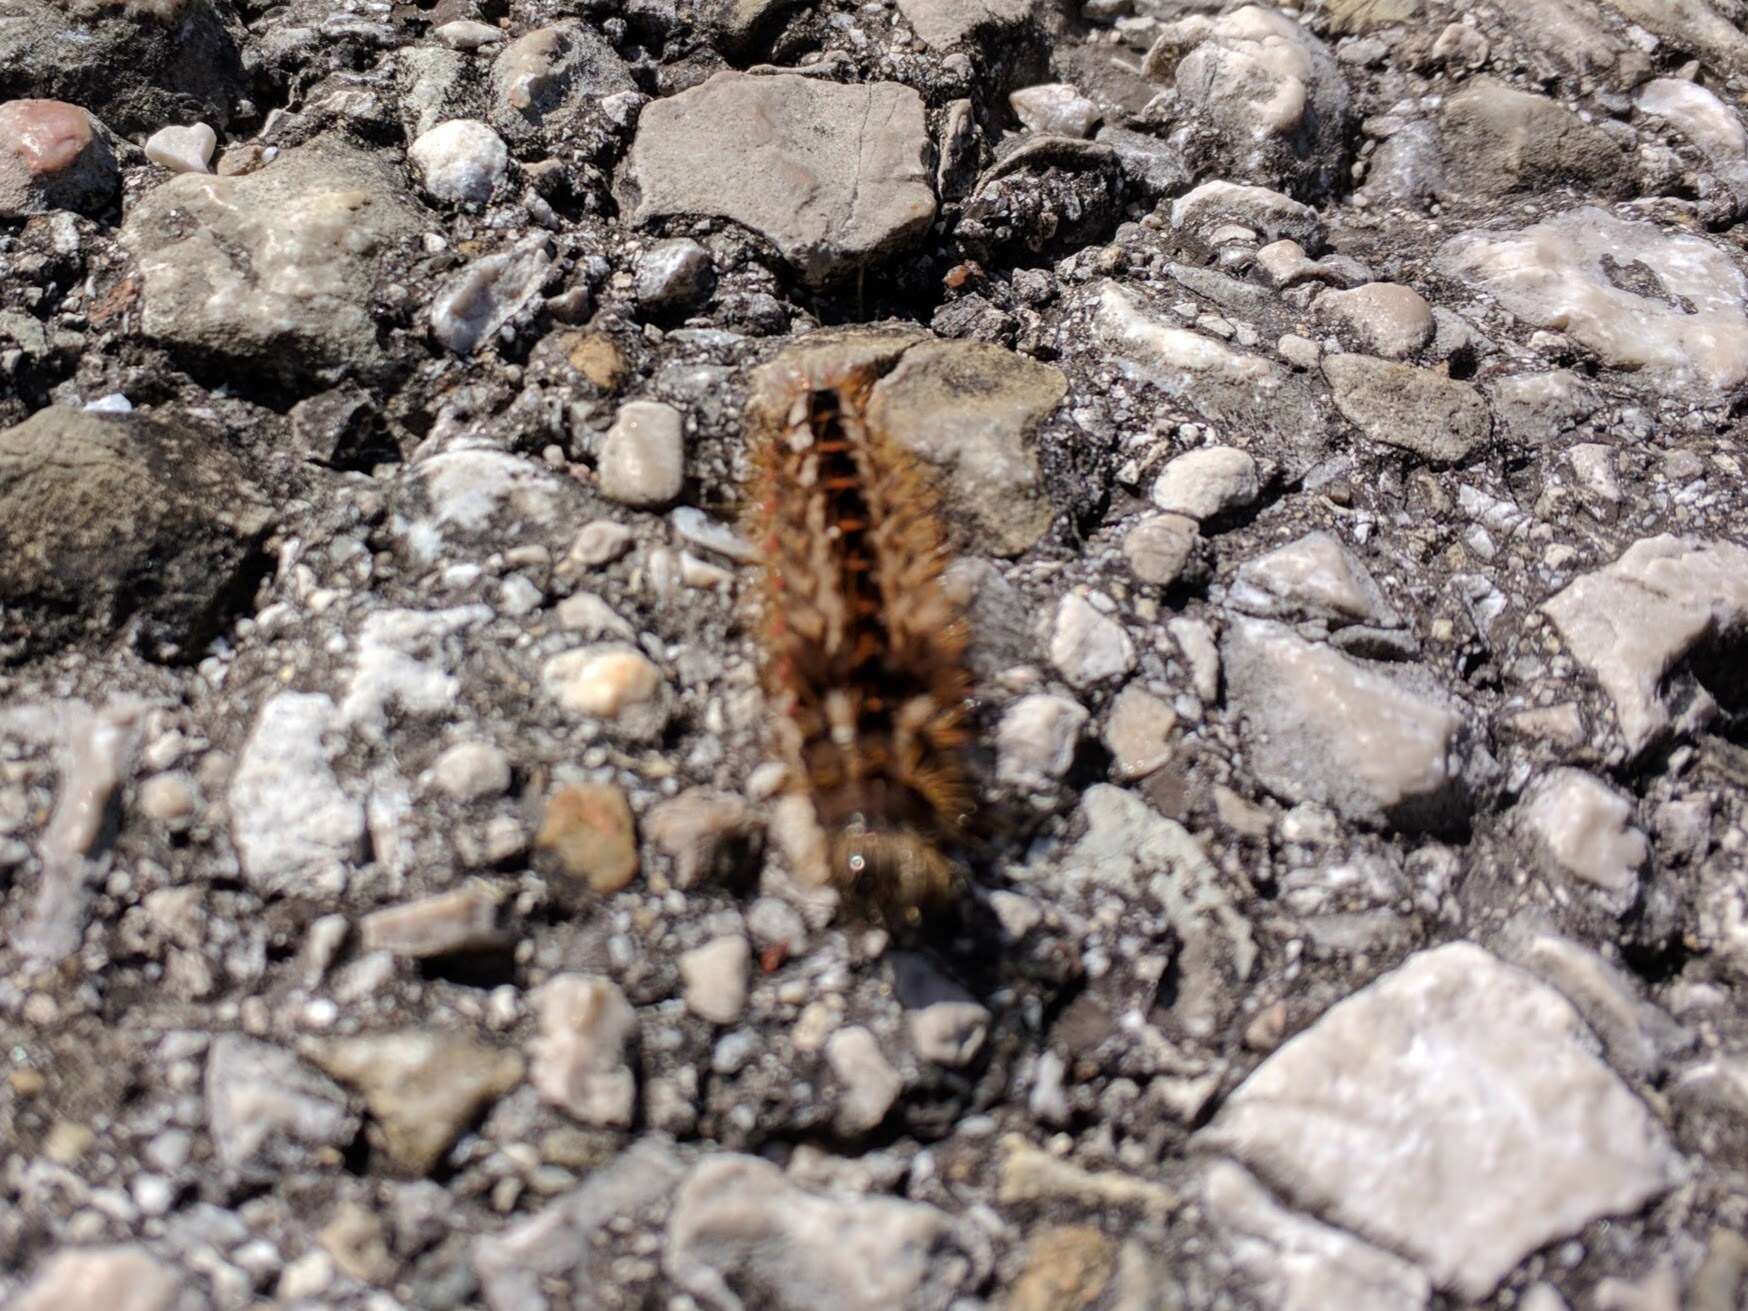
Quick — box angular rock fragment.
[1229,531,1400,629]
[475,1140,688,1310]
[1091,282,1325,440]
[0,408,270,662]
[1056,785,1254,1038]
[1540,535,1748,756]
[12,1246,182,1311]
[1518,769,1647,911]
[228,693,366,895]
[206,1035,359,1181]
[664,1154,987,1310]
[309,1031,524,1176]
[623,73,935,285]
[864,340,1066,557]
[1204,1160,1432,1311]
[1200,943,1680,1298]
[897,0,1032,50]
[1223,619,1486,831]
[1438,78,1629,198]
[530,974,637,1126]
[1323,353,1490,465]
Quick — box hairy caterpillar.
[744,350,973,921]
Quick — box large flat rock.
[622,72,936,286]
[1200,942,1680,1298]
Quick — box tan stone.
[537,783,638,892]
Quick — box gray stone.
[1438,78,1629,198]
[897,0,1032,49]
[1519,769,1647,910]
[1324,354,1491,465]
[1122,512,1203,587]
[1056,785,1254,1038]
[1142,6,1350,198]
[1313,283,1434,359]
[121,136,422,385]
[430,742,513,801]
[1049,592,1135,688]
[12,1246,183,1311]
[680,935,751,1025]
[0,100,118,217]
[623,72,935,285]
[1009,83,1099,137]
[1204,1160,1432,1311]
[1485,370,1600,446]
[1092,281,1324,439]
[391,447,581,566]
[476,1140,688,1311]
[1200,943,1679,1298]
[489,21,635,152]
[1504,930,1692,1083]
[598,400,685,507]
[665,1154,985,1310]
[825,1026,903,1133]
[1541,535,1748,756]
[0,408,271,662]
[430,235,556,355]
[1170,181,1324,249]
[1103,684,1178,781]
[996,693,1089,793]
[636,238,715,315]
[1597,0,1748,78]
[206,1035,359,1180]
[360,886,503,958]
[645,789,761,888]
[1229,531,1400,629]
[863,339,1066,557]
[228,693,366,895]
[895,954,991,1068]
[1224,619,1484,831]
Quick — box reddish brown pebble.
[536,782,638,892]
[0,100,92,175]
[0,99,117,217]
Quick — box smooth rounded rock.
[144,121,216,174]
[1150,447,1259,522]
[410,119,509,204]
[0,99,118,217]
[598,400,685,507]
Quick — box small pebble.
[680,934,751,1024]
[143,122,217,175]
[598,400,685,507]
[430,741,512,801]
[536,783,638,892]
[409,119,509,205]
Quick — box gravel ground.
[5,0,1748,1307]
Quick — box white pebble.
[144,123,217,175]
[409,119,509,205]
[598,400,685,507]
